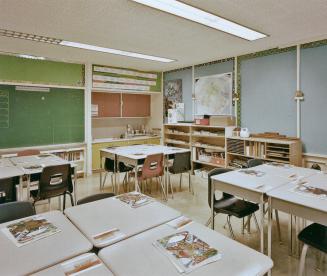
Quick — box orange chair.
[17,149,40,157]
[136,153,166,200]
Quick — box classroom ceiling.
[0,0,327,72]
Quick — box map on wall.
[194,72,232,115]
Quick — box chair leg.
[179,174,182,191]
[253,213,260,233]
[274,210,283,244]
[157,176,167,201]
[227,216,235,240]
[169,174,174,199]
[298,244,309,276]
[63,193,66,211]
[102,172,108,190]
[188,172,193,195]
[69,192,74,207]
[111,173,115,193]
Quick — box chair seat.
[215,199,259,218]
[298,223,327,254]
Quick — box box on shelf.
[209,115,235,126]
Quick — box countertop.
[92,135,161,144]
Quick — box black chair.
[298,223,327,276]
[0,201,35,224]
[208,168,259,239]
[247,158,264,168]
[168,152,192,198]
[102,158,133,192]
[0,177,17,203]
[77,192,115,205]
[30,164,74,211]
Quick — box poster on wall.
[164,79,183,122]
[194,72,232,116]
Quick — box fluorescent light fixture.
[131,0,267,41]
[18,54,45,60]
[0,28,175,63]
[59,40,174,62]
[16,86,50,92]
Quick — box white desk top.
[101,144,190,160]
[267,173,327,215]
[255,164,318,179]
[98,221,273,276]
[33,253,114,276]
[64,195,181,248]
[0,211,92,276]
[0,158,24,179]
[10,154,76,175]
[211,168,289,193]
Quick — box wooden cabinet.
[122,94,150,117]
[92,92,151,118]
[92,92,121,117]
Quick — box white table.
[0,158,24,200]
[211,168,289,253]
[10,154,78,203]
[0,211,92,276]
[64,195,181,248]
[267,172,327,259]
[98,221,273,276]
[33,253,114,276]
[100,144,190,196]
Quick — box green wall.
[0,85,84,148]
[0,55,84,87]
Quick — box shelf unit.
[226,136,302,168]
[164,124,234,179]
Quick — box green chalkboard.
[0,85,84,148]
[0,55,84,87]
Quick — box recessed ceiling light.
[59,41,174,63]
[0,28,175,63]
[131,0,267,41]
[18,54,45,60]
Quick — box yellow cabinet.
[92,137,161,171]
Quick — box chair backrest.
[208,168,232,208]
[171,152,191,174]
[77,193,115,205]
[104,158,115,172]
[0,177,17,203]
[37,164,72,199]
[141,153,164,180]
[311,163,321,171]
[0,201,35,224]
[17,149,40,157]
[247,159,264,168]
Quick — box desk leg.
[99,155,103,190]
[211,181,214,230]
[73,166,77,205]
[26,175,31,201]
[260,194,265,254]
[134,166,139,192]
[268,197,272,276]
[114,156,117,194]
[288,214,293,256]
[18,176,23,201]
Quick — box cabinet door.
[92,92,121,117]
[122,94,150,117]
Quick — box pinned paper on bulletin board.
[0,90,9,128]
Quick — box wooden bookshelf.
[226,136,302,168]
[164,124,234,178]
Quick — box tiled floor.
[38,173,326,276]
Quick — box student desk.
[100,144,190,196]
[0,211,92,276]
[98,221,273,276]
[9,154,78,203]
[33,253,114,276]
[267,172,327,259]
[64,195,181,248]
[0,158,24,200]
[210,164,320,254]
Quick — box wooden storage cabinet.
[92,92,151,118]
[226,137,302,168]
